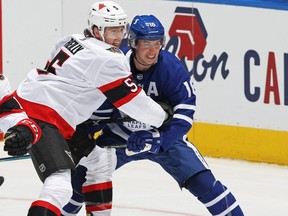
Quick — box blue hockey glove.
[4,119,42,156]
[126,129,162,154]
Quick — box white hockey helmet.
[88,1,128,37]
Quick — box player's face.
[134,40,162,70]
[103,26,125,48]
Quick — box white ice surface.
[1,144,288,216]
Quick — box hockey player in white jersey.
[62,15,244,216]
[0,2,169,216]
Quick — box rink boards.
[188,122,288,165]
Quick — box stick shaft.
[0,154,31,162]
[0,144,127,162]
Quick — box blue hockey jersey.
[91,48,196,151]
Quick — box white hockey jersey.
[0,34,166,138]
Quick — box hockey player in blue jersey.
[62,15,244,216]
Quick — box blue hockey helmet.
[128,15,166,48]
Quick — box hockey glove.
[126,129,162,154]
[4,119,42,156]
[67,125,96,165]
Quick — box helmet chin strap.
[99,28,106,43]
[90,26,106,43]
[133,52,154,67]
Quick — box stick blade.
[125,144,152,156]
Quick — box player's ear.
[92,26,101,40]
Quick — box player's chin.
[145,57,156,65]
[113,42,121,48]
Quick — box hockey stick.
[1,123,146,163]
[0,144,151,162]
[101,143,152,156]
[0,144,128,162]
[125,143,152,156]
[105,144,127,148]
[1,115,135,144]
[3,132,16,140]
[82,116,135,125]
[0,154,31,162]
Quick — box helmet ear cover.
[128,15,166,48]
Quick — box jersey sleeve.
[96,54,166,128]
[0,77,28,132]
[0,93,29,132]
[158,54,196,151]
[84,100,116,134]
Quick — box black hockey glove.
[4,119,42,156]
[157,101,173,126]
[67,125,96,165]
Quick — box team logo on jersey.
[136,74,143,80]
[107,47,122,54]
[123,120,154,132]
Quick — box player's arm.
[126,82,195,154]
[0,93,42,156]
[96,56,167,128]
[0,76,29,132]
[84,100,116,133]
[127,60,196,153]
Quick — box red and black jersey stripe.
[0,94,23,118]
[98,76,141,108]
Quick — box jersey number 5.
[39,50,70,75]
[124,78,138,93]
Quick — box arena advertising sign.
[114,0,288,131]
